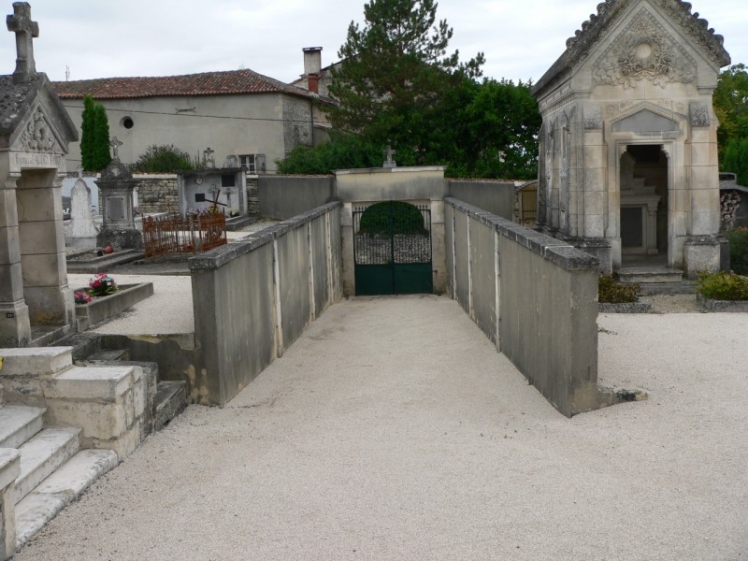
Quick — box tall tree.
[79,95,111,171]
[714,63,748,168]
[327,0,484,146]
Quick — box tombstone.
[96,137,142,250]
[383,145,397,169]
[532,0,731,276]
[68,177,98,243]
[177,168,248,218]
[0,3,79,347]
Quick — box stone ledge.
[75,283,154,328]
[0,347,72,377]
[697,294,748,312]
[42,365,138,401]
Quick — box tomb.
[532,0,731,276]
[0,3,78,347]
[177,168,251,228]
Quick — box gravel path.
[14,296,748,560]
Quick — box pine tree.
[327,0,484,145]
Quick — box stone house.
[532,0,731,276]
[53,68,334,174]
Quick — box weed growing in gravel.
[599,275,640,303]
[697,271,748,301]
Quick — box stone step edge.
[0,406,45,449]
[15,449,119,549]
[15,428,81,505]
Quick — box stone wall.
[189,202,342,406]
[445,197,610,417]
[447,179,516,220]
[133,174,179,215]
[258,175,334,220]
[283,95,314,156]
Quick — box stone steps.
[154,381,188,431]
[617,268,684,285]
[0,406,44,449]
[14,449,118,549]
[15,428,81,504]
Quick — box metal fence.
[142,213,227,258]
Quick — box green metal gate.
[353,201,433,296]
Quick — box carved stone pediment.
[592,8,697,89]
[11,105,64,154]
[612,109,679,135]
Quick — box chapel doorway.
[619,144,669,266]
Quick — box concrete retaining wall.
[258,175,334,220]
[189,202,342,406]
[445,197,605,417]
[447,180,516,219]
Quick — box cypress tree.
[93,103,112,170]
[80,95,96,171]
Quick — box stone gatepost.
[96,138,143,250]
[0,3,79,347]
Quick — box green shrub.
[599,275,640,303]
[130,144,193,173]
[696,271,748,301]
[724,227,748,275]
[359,202,427,235]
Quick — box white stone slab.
[0,449,20,491]
[43,366,135,401]
[34,449,118,498]
[0,406,44,449]
[0,348,72,377]
[15,428,80,504]
[14,492,67,549]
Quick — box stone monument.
[67,171,98,245]
[0,2,79,347]
[383,145,397,169]
[532,0,731,276]
[96,137,143,250]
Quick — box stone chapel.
[0,3,78,347]
[532,0,731,276]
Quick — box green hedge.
[697,271,748,301]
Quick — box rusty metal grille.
[142,213,227,258]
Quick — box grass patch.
[599,275,640,303]
[696,271,748,301]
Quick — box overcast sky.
[1,0,746,85]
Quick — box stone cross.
[110,137,123,160]
[204,147,215,168]
[383,145,397,168]
[6,2,39,84]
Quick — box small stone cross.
[6,2,39,84]
[383,144,397,168]
[204,147,215,168]
[110,137,123,160]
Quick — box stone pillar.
[16,170,73,328]
[0,449,20,561]
[0,180,31,347]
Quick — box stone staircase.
[0,344,187,558]
[616,267,696,295]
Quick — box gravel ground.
[14,296,748,561]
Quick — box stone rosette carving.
[593,9,696,89]
[689,102,710,128]
[19,107,61,153]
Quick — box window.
[121,116,134,129]
[239,154,266,174]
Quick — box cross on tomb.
[110,136,124,160]
[6,2,39,84]
[383,144,397,168]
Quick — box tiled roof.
[532,0,731,98]
[53,69,314,100]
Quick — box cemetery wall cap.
[532,0,731,99]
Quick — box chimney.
[308,74,320,94]
[303,47,322,78]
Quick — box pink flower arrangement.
[74,291,92,305]
[88,273,118,298]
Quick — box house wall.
[60,93,313,174]
[445,197,602,417]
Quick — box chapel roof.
[532,0,731,99]
[53,68,317,101]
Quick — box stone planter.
[75,283,154,329]
[599,302,652,314]
[697,293,748,312]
